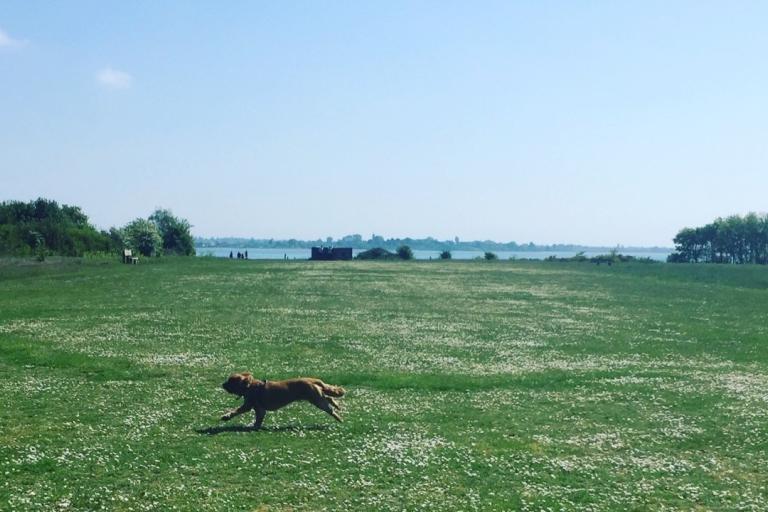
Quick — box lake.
[196,247,671,261]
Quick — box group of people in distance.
[229,251,248,259]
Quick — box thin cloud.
[96,67,133,89]
[0,28,26,48]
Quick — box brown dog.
[220,372,345,428]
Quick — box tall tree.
[669,213,768,264]
[123,218,162,257]
[148,209,195,256]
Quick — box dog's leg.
[221,403,252,421]
[311,396,342,422]
[326,396,342,411]
[252,407,266,429]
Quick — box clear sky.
[2,2,767,246]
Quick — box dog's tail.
[321,384,346,397]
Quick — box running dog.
[220,372,345,428]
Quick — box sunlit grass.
[1,257,766,510]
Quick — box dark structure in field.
[310,247,353,260]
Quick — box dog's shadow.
[196,423,332,435]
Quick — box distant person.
[237,252,242,259]
[229,251,233,259]
[245,251,248,259]
[284,253,287,260]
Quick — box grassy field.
[1,257,767,511]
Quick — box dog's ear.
[240,373,255,386]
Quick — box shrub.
[439,250,452,260]
[31,231,45,262]
[122,218,162,257]
[397,245,414,260]
[544,252,657,265]
[355,247,397,260]
[484,251,498,260]
[149,209,195,256]
[572,251,588,262]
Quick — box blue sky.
[2,2,767,246]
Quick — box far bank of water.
[196,247,671,261]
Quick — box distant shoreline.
[196,247,672,261]
[194,237,671,254]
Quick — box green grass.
[1,257,767,511]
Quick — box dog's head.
[222,372,254,396]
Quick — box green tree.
[484,251,498,260]
[669,212,768,264]
[107,227,125,255]
[123,218,162,257]
[743,212,761,264]
[148,209,195,256]
[0,198,111,257]
[397,245,414,260]
[439,250,452,260]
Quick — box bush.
[31,231,45,262]
[397,245,414,260]
[484,251,498,260]
[355,247,397,260]
[544,252,657,265]
[122,218,162,257]
[667,252,687,263]
[149,209,195,256]
[572,251,588,262]
[439,250,452,260]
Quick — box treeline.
[545,251,656,265]
[355,246,414,260]
[668,213,768,264]
[195,234,667,254]
[0,198,114,256]
[0,198,194,258]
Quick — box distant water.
[196,247,671,261]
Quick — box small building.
[310,247,353,260]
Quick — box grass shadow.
[195,423,332,435]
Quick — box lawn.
[1,257,767,511]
